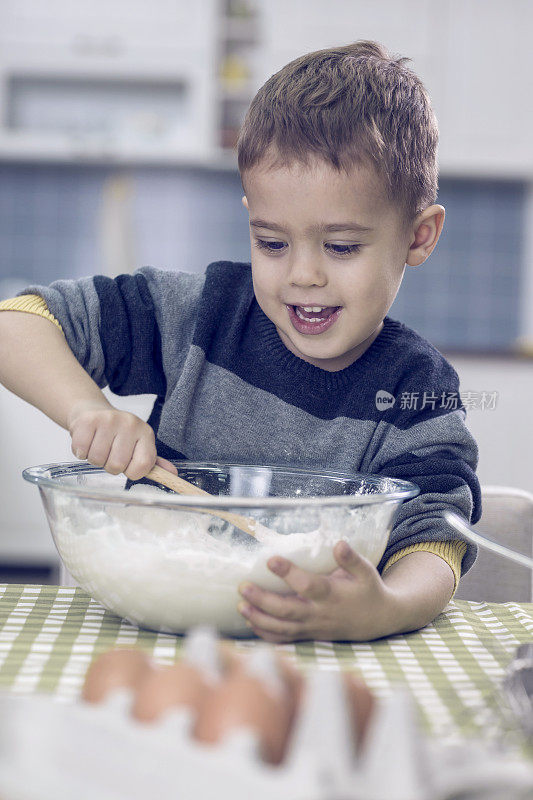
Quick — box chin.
[296,346,344,365]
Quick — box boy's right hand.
[67,404,176,481]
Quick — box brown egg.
[344,672,375,749]
[274,654,304,735]
[132,661,212,723]
[194,648,293,765]
[218,642,242,674]
[82,648,152,704]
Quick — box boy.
[0,40,480,642]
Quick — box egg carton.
[0,634,531,800]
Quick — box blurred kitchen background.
[0,0,532,582]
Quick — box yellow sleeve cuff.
[381,539,467,596]
[0,294,63,332]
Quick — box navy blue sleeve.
[93,274,166,396]
[22,270,167,396]
[367,351,481,575]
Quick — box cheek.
[341,272,398,321]
[353,259,403,303]
[343,270,385,302]
[251,265,275,307]
[252,259,281,296]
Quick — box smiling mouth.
[293,306,338,322]
[286,304,342,334]
[292,305,339,322]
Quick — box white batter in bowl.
[23,462,419,636]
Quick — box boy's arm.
[382,538,467,597]
[380,549,455,635]
[1,269,207,478]
[371,419,481,580]
[361,351,482,582]
[239,426,477,643]
[238,541,456,643]
[367,389,481,581]
[0,308,169,480]
[0,309,111,429]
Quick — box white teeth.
[302,306,325,312]
[295,307,323,322]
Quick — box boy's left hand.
[237,541,396,643]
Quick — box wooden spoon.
[145,464,260,540]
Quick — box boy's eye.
[254,239,286,252]
[326,243,362,256]
[254,239,361,256]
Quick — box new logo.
[375,390,396,411]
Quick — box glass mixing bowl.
[23,461,419,637]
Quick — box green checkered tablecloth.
[0,584,532,740]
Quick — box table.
[0,584,532,743]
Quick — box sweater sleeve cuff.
[381,539,467,596]
[0,294,63,332]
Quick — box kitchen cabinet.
[435,0,533,178]
[0,0,530,177]
[251,0,532,178]
[0,0,222,161]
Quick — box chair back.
[455,486,533,602]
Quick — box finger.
[238,601,304,638]
[218,643,241,674]
[104,433,138,475]
[268,557,331,601]
[86,427,116,468]
[71,421,97,461]
[272,654,304,712]
[124,438,158,481]
[238,582,311,622]
[155,456,178,475]
[333,541,376,579]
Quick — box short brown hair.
[237,40,439,225]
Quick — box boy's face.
[242,155,439,371]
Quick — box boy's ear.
[406,205,445,267]
[242,195,249,210]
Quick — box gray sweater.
[25,260,481,574]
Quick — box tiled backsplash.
[391,179,524,350]
[0,165,524,351]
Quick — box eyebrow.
[250,219,374,234]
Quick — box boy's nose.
[286,253,327,287]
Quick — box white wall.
[448,355,533,494]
